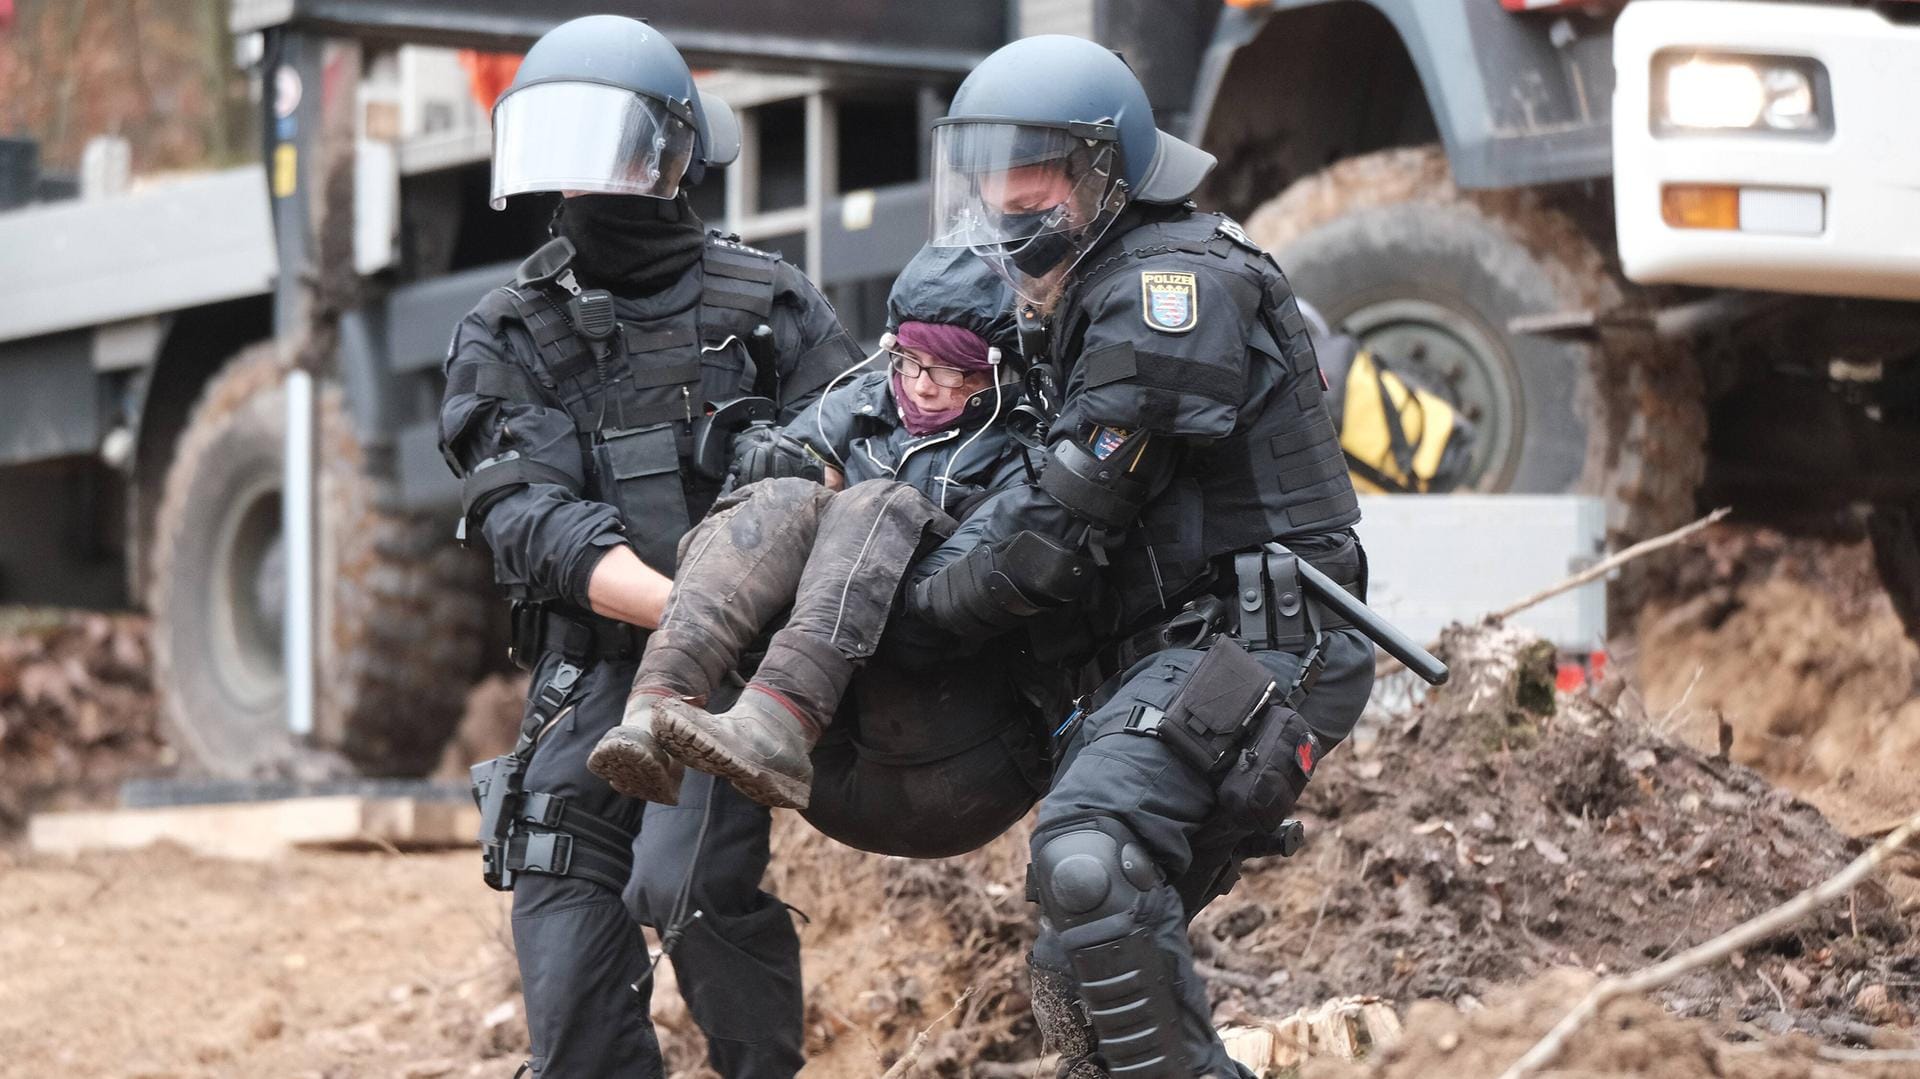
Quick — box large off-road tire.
[1246,147,1706,543]
[149,344,489,777]
[1867,500,1920,642]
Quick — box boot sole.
[652,707,812,810]
[586,729,682,806]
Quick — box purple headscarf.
[891,321,993,435]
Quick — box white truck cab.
[1614,0,1920,301]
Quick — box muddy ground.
[2,524,1917,1078]
[1634,524,1920,837]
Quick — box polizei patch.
[1140,271,1198,333]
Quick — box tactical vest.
[484,235,783,574]
[1054,211,1361,614]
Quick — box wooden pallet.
[26,796,479,860]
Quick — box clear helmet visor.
[490,82,696,210]
[929,122,1124,307]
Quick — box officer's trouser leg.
[1028,728,1223,1079]
[513,657,660,1077]
[1027,635,1371,1079]
[514,874,660,1077]
[627,770,804,1079]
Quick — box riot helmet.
[489,15,740,210]
[930,35,1216,306]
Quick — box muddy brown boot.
[652,685,823,809]
[588,685,691,805]
[589,478,835,804]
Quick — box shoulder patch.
[1141,270,1198,334]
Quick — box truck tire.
[149,343,489,777]
[1246,147,1705,540]
[1868,500,1920,642]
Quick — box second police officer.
[911,37,1378,1079]
[439,16,861,1077]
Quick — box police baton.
[1292,553,1450,685]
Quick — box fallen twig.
[1491,507,1730,624]
[1494,809,1920,1079]
[1376,507,1732,678]
[880,985,976,1079]
[971,1058,1047,1079]
[1814,1047,1920,1064]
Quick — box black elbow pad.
[909,531,1093,637]
[1037,434,1152,530]
[459,450,583,542]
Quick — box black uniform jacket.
[440,237,862,611]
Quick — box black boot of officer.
[911,36,1377,1078]
[442,16,862,1077]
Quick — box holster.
[469,642,639,896]
[472,657,582,891]
[472,753,527,890]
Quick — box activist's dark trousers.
[511,652,803,1078]
[1029,624,1375,1077]
[661,477,1047,857]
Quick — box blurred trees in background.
[0,0,256,174]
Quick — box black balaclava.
[554,193,706,294]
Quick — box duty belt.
[507,601,643,669]
[1097,550,1359,676]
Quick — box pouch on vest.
[1122,637,1276,775]
[1216,705,1315,838]
[598,423,691,573]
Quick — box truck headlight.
[1652,52,1830,137]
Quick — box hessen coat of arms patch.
[1140,270,1198,334]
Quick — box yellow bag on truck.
[1336,350,1474,494]
[1299,299,1475,494]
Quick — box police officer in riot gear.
[440,15,860,1077]
[910,36,1378,1078]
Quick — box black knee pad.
[1031,818,1187,1077]
[1032,820,1160,931]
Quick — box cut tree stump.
[1219,996,1404,1074]
[26,796,479,859]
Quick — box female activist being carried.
[587,244,1062,857]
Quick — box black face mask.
[1003,227,1080,277]
[554,193,705,293]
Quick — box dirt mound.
[1306,969,1918,1079]
[765,818,1040,1076]
[735,620,1918,1073]
[1634,523,1920,836]
[1188,621,1917,1047]
[0,611,167,833]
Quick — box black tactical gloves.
[729,424,825,487]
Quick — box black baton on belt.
[1290,550,1449,686]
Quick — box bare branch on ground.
[1492,507,1731,623]
[880,986,976,1079]
[1495,809,1920,1079]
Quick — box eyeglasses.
[888,349,972,389]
